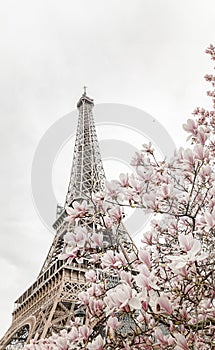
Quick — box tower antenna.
[83,85,87,95]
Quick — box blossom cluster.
[25,46,215,350]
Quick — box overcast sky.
[1,0,215,338]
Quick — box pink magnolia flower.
[128,174,143,197]
[78,291,90,305]
[204,209,215,229]
[79,325,90,340]
[104,283,141,312]
[114,252,127,268]
[88,297,104,316]
[193,144,209,161]
[196,126,208,145]
[108,206,123,223]
[103,215,113,228]
[141,230,154,245]
[179,233,200,252]
[204,74,213,81]
[174,333,189,350]
[85,269,97,282]
[135,265,158,291]
[118,173,130,187]
[142,142,154,154]
[155,327,173,346]
[159,184,173,200]
[64,226,89,248]
[107,315,121,331]
[102,247,127,268]
[142,192,159,211]
[67,327,79,342]
[137,167,154,183]
[101,250,116,268]
[182,119,197,134]
[199,164,211,178]
[130,151,143,166]
[64,231,74,245]
[182,148,194,166]
[105,180,121,200]
[106,315,121,339]
[138,248,151,269]
[55,336,68,350]
[91,232,103,248]
[87,282,103,297]
[59,246,79,261]
[120,271,132,286]
[156,294,173,315]
[135,271,151,291]
[92,191,105,204]
[65,200,89,221]
[87,334,104,350]
[168,234,207,270]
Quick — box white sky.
[1,0,215,337]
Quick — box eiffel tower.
[0,90,137,349]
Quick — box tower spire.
[65,90,106,206]
[83,85,87,95]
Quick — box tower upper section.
[65,90,106,206]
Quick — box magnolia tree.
[26,47,215,350]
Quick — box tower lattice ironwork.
[0,91,137,349]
